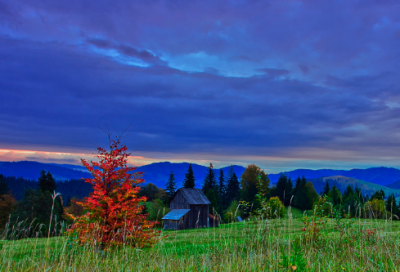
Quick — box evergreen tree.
[11,189,64,236]
[329,185,342,207]
[66,195,71,207]
[386,193,399,215]
[354,185,366,205]
[284,177,293,206]
[304,182,319,210]
[165,171,177,201]
[38,170,57,193]
[293,176,308,210]
[202,163,217,193]
[343,185,354,201]
[0,174,9,196]
[218,169,226,211]
[275,174,288,203]
[370,189,385,201]
[322,180,330,197]
[226,165,240,203]
[342,185,358,216]
[183,164,196,188]
[203,163,218,212]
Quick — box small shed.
[162,188,213,230]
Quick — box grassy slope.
[2,213,400,271]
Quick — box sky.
[1,0,400,173]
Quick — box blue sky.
[1,0,400,173]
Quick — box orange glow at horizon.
[0,149,158,167]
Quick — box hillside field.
[2,211,400,271]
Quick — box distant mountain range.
[1,160,400,192]
[275,168,400,186]
[0,161,93,180]
[308,175,400,197]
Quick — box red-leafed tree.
[67,136,159,250]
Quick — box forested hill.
[307,176,400,198]
[0,161,92,180]
[136,162,246,188]
[1,161,400,188]
[0,161,246,189]
[2,176,93,201]
[273,167,400,186]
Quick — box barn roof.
[177,188,211,205]
[162,209,190,220]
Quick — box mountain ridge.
[307,175,400,198]
[1,161,400,189]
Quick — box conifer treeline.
[163,163,400,220]
[164,163,319,215]
[3,163,400,233]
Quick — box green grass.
[2,212,400,271]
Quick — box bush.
[145,199,170,227]
[0,194,16,230]
[313,196,333,217]
[223,200,243,223]
[265,197,285,219]
[364,199,386,219]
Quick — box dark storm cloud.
[1,0,400,167]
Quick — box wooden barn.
[162,188,219,230]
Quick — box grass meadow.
[1,207,400,271]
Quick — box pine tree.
[203,163,218,212]
[386,193,398,215]
[203,163,217,193]
[218,169,226,210]
[293,176,308,210]
[342,185,357,216]
[329,185,342,207]
[0,174,9,196]
[165,171,177,201]
[284,177,293,206]
[183,164,196,188]
[11,188,64,236]
[66,196,71,207]
[275,174,287,203]
[370,189,385,201]
[304,182,319,210]
[226,165,240,203]
[38,170,57,193]
[354,185,365,205]
[322,180,330,196]
[343,185,354,200]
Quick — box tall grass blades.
[2,204,400,271]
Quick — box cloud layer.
[1,0,400,171]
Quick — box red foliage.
[67,138,160,250]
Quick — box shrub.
[0,194,16,230]
[265,197,285,219]
[364,199,386,219]
[146,199,170,226]
[223,200,243,223]
[313,196,333,217]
